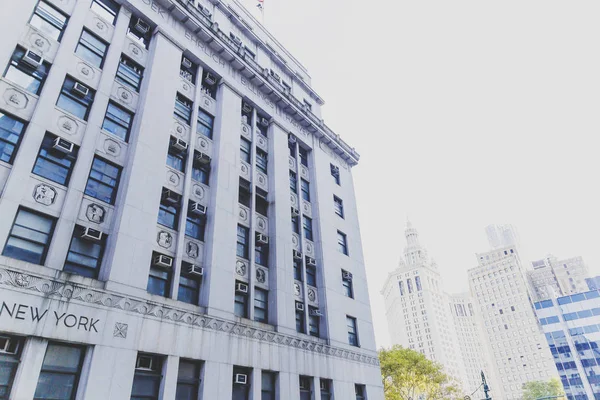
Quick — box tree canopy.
[522,378,565,400]
[379,345,462,400]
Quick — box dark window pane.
[0,112,26,164]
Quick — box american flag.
[257,0,264,11]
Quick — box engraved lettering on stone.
[186,241,199,258]
[157,231,173,248]
[86,203,106,224]
[33,184,57,206]
[113,322,128,338]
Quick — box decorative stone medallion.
[29,33,50,53]
[33,184,57,206]
[157,231,173,248]
[117,87,133,104]
[86,203,106,224]
[256,268,266,284]
[113,322,128,338]
[307,288,316,302]
[4,89,27,109]
[104,139,121,156]
[57,115,77,135]
[192,185,205,200]
[235,260,246,276]
[167,171,180,186]
[186,241,199,258]
[293,283,301,296]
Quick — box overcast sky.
[241,0,600,348]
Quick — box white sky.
[240,0,600,348]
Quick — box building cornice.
[0,266,380,367]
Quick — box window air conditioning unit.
[194,152,211,164]
[203,72,217,86]
[291,207,300,217]
[295,301,304,311]
[293,250,302,260]
[79,226,103,242]
[305,256,316,267]
[310,309,323,317]
[21,50,42,69]
[71,82,89,97]
[241,102,252,114]
[259,117,269,127]
[189,202,207,216]
[136,355,154,371]
[187,264,204,276]
[288,134,297,144]
[182,57,193,69]
[52,137,74,154]
[342,271,353,281]
[235,282,248,294]
[256,233,269,245]
[153,254,173,269]
[0,336,19,355]
[171,137,188,152]
[234,374,248,385]
[134,18,150,34]
[161,189,181,205]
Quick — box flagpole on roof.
[256,0,265,25]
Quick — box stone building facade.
[0,0,382,398]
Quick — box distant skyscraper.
[534,289,600,399]
[382,222,487,393]
[528,255,590,301]
[586,276,600,291]
[485,224,519,249]
[469,241,557,400]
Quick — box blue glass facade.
[535,290,600,400]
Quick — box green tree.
[379,345,462,400]
[522,378,565,400]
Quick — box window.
[415,276,422,291]
[34,343,85,400]
[306,265,316,287]
[236,225,249,259]
[256,149,268,174]
[127,16,151,49]
[147,254,172,297]
[302,216,313,241]
[102,102,134,142]
[56,77,95,120]
[398,281,404,295]
[299,147,308,167]
[131,353,163,400]
[234,281,248,318]
[176,360,201,400]
[299,376,312,400]
[261,371,276,400]
[347,316,359,346]
[75,30,108,69]
[342,270,354,298]
[289,171,297,192]
[337,231,348,255]
[333,196,344,218]
[116,56,143,92]
[355,384,366,400]
[240,137,251,163]
[192,155,210,185]
[291,214,300,234]
[85,157,121,204]
[178,263,201,305]
[255,189,268,217]
[174,93,192,124]
[308,307,320,337]
[167,137,187,173]
[296,308,305,333]
[293,259,302,281]
[255,238,268,267]
[3,208,55,265]
[254,287,268,323]
[30,1,68,41]
[300,179,310,202]
[185,206,206,242]
[63,225,106,278]
[197,109,214,139]
[238,179,251,207]
[158,190,181,230]
[0,112,26,164]
[0,334,23,399]
[320,379,332,400]
[330,164,340,185]
[4,46,50,95]
[232,366,250,400]
[32,133,77,185]
[91,0,119,25]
